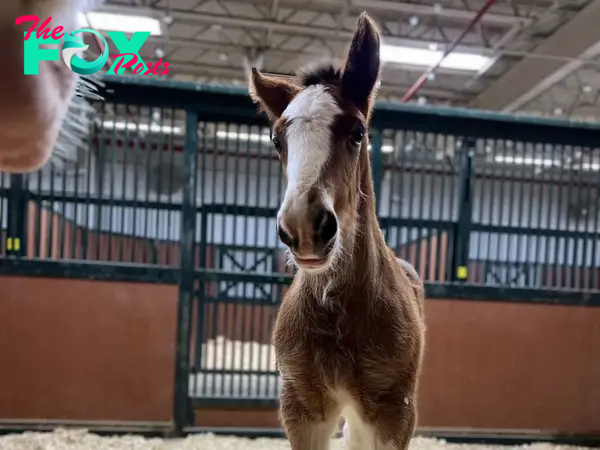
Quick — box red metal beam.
[400,0,498,103]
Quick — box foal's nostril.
[316,209,338,244]
[277,222,293,248]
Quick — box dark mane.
[297,63,342,87]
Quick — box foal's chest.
[274,296,391,376]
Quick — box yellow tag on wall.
[456,265,468,280]
[6,237,21,252]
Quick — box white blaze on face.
[279,85,341,212]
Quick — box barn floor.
[0,428,593,450]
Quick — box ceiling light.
[580,162,600,171]
[78,12,89,27]
[494,155,559,167]
[443,52,490,71]
[216,131,271,143]
[381,45,491,72]
[216,131,396,153]
[367,144,394,153]
[87,12,162,35]
[409,16,419,26]
[103,120,181,134]
[495,155,600,171]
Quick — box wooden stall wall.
[0,276,178,422]
[196,300,600,435]
[0,204,599,434]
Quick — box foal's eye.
[272,136,282,153]
[349,126,365,146]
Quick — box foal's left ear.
[341,12,381,116]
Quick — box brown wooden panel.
[418,299,600,434]
[0,277,178,422]
[195,300,600,435]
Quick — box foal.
[249,12,425,450]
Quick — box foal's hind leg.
[371,395,417,450]
[280,381,339,450]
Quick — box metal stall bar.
[172,110,199,434]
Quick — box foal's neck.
[351,146,388,281]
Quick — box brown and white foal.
[249,12,425,450]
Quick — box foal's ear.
[341,12,381,115]
[249,68,300,121]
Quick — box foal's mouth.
[292,238,336,270]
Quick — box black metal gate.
[1,76,600,434]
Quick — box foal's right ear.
[249,68,300,121]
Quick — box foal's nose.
[277,221,295,248]
[277,205,338,256]
[314,208,338,246]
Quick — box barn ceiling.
[83,0,600,121]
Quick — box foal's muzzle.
[277,205,338,269]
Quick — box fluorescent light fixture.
[582,162,600,171]
[78,12,89,27]
[495,155,600,171]
[216,131,272,144]
[87,12,162,35]
[368,144,394,153]
[217,131,394,153]
[103,120,181,134]
[494,155,559,167]
[381,44,490,72]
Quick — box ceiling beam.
[342,0,530,26]
[166,61,470,102]
[101,32,484,77]
[470,0,600,112]
[198,0,531,26]
[195,0,531,26]
[96,4,506,50]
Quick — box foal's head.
[249,12,381,273]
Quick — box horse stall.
[0,76,599,449]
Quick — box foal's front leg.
[280,380,338,450]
